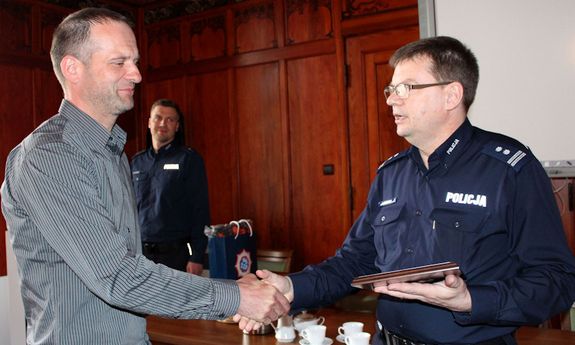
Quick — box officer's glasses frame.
[384,81,453,100]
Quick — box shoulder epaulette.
[481,142,532,172]
[377,151,408,171]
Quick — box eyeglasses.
[383,81,453,100]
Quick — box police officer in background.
[132,99,210,275]
[248,36,575,344]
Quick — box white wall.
[433,0,575,161]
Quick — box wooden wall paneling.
[346,27,418,219]
[145,21,182,69]
[33,68,62,125]
[0,64,36,276]
[285,0,333,45]
[234,1,277,54]
[365,52,409,179]
[186,71,237,225]
[38,6,67,56]
[185,14,227,62]
[0,1,32,56]
[342,0,417,19]
[235,62,286,250]
[287,53,350,268]
[341,3,419,37]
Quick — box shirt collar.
[410,118,474,173]
[59,99,127,156]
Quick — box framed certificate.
[351,262,461,290]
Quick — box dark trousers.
[373,328,515,345]
[142,241,189,272]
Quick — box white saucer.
[336,334,346,343]
[299,337,333,345]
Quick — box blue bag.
[206,219,257,279]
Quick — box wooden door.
[346,27,418,219]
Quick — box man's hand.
[235,274,291,329]
[373,274,472,312]
[186,262,203,275]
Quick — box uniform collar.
[59,99,126,156]
[150,141,178,157]
[411,118,474,173]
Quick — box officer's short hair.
[390,36,479,111]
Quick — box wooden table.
[147,308,575,345]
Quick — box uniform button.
[454,221,460,228]
[415,210,422,216]
[380,216,386,222]
[405,248,414,254]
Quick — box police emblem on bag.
[235,249,253,277]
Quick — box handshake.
[233,270,294,331]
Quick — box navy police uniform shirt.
[289,119,575,344]
[131,143,210,264]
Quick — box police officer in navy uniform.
[131,99,210,275]
[245,37,575,344]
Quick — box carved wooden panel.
[235,63,286,249]
[287,54,351,268]
[146,23,182,69]
[0,1,32,55]
[285,0,333,45]
[183,15,227,62]
[343,0,417,19]
[234,2,277,54]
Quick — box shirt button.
[380,216,386,222]
[405,248,414,254]
[415,210,422,216]
[454,221,460,228]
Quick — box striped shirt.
[1,100,239,344]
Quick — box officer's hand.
[373,273,472,312]
[186,262,204,275]
[256,269,294,302]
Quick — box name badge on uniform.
[378,197,397,207]
[164,164,179,170]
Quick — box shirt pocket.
[131,170,149,200]
[370,203,406,264]
[429,208,488,263]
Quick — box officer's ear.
[445,81,464,111]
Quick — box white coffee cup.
[274,325,296,343]
[338,321,364,337]
[294,316,325,332]
[301,325,326,345]
[344,332,370,345]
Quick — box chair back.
[257,249,293,273]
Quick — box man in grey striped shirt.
[1,8,289,345]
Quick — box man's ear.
[60,55,82,84]
[445,81,464,111]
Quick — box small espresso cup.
[301,325,326,345]
[338,321,364,337]
[344,332,370,345]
